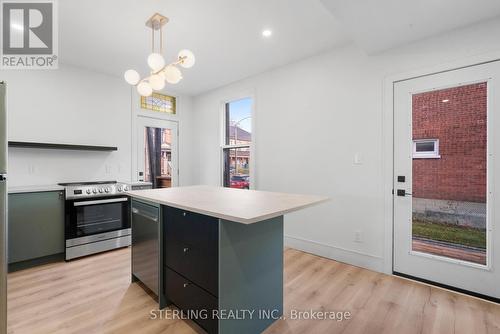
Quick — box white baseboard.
[284,235,385,273]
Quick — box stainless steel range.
[59,181,131,260]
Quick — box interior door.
[393,61,500,298]
[136,117,178,188]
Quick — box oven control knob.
[117,186,123,192]
[92,188,97,194]
[86,189,91,194]
[124,186,129,191]
[99,188,104,193]
[105,187,110,193]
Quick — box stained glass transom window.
[141,93,176,114]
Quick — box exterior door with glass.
[136,117,178,188]
[393,61,500,298]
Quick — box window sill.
[413,155,441,159]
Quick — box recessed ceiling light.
[442,99,450,103]
[262,29,272,38]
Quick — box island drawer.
[164,206,219,245]
[165,267,218,334]
[165,239,218,296]
[164,207,219,295]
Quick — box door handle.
[74,197,128,206]
[396,189,412,197]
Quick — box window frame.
[413,139,441,159]
[220,96,254,189]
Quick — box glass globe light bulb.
[178,49,195,68]
[124,69,140,85]
[163,65,183,84]
[147,53,165,72]
[149,74,165,90]
[137,82,153,96]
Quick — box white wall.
[192,18,500,272]
[2,64,195,187]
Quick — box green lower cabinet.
[8,191,65,268]
[159,205,284,334]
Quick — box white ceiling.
[321,0,500,54]
[59,0,348,95]
[59,0,500,95]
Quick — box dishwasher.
[131,199,160,296]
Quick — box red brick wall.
[412,82,487,203]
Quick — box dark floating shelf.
[8,141,118,152]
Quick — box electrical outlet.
[354,230,363,243]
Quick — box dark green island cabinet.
[128,185,327,334]
[8,189,65,271]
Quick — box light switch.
[354,153,363,165]
[354,230,363,243]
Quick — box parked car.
[230,175,249,189]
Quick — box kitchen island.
[127,185,327,334]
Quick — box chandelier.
[124,13,195,96]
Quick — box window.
[222,98,252,189]
[413,139,440,158]
[141,93,176,114]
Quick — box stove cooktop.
[58,181,117,186]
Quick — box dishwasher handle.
[132,207,159,222]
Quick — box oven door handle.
[73,198,128,207]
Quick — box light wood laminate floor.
[7,247,500,334]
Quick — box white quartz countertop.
[8,184,64,194]
[125,181,153,186]
[126,185,328,224]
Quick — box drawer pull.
[183,247,189,253]
[182,212,187,216]
[183,283,190,288]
